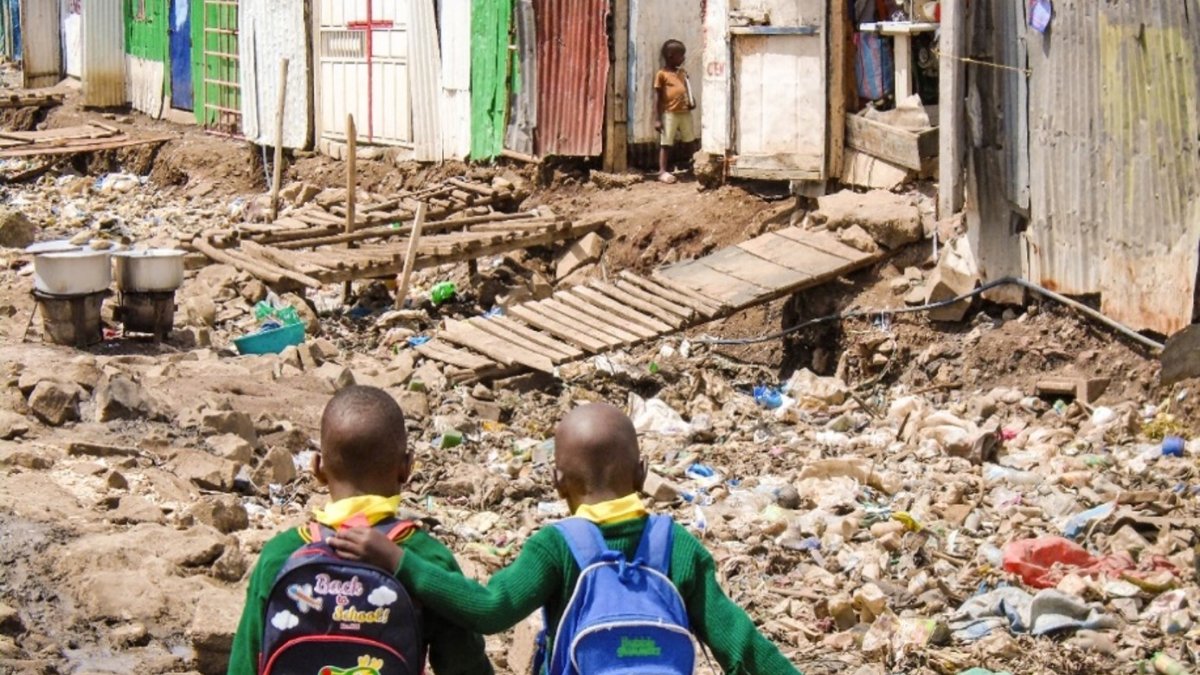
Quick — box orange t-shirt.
[654,68,692,113]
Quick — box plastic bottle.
[430,282,457,305]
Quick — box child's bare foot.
[658,172,677,184]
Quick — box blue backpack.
[542,515,697,675]
[259,519,424,675]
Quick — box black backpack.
[260,519,424,675]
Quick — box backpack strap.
[552,517,612,569]
[633,515,675,576]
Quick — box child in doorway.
[227,385,493,675]
[654,39,697,184]
[330,402,801,674]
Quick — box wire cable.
[695,276,1166,352]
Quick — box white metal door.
[21,0,61,88]
[318,0,412,146]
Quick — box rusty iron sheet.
[534,0,609,157]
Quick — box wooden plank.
[568,286,675,333]
[507,304,614,352]
[603,0,629,172]
[647,271,730,313]
[618,272,723,318]
[939,0,966,217]
[828,0,847,180]
[588,282,685,329]
[770,228,874,264]
[844,114,938,172]
[655,262,768,307]
[0,133,177,158]
[537,300,642,346]
[486,316,583,359]
[240,241,333,275]
[467,316,578,363]
[415,342,497,370]
[555,293,659,340]
[440,320,556,373]
[612,279,695,321]
[698,248,812,291]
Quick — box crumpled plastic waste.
[949,586,1118,640]
[629,393,693,436]
[1002,536,1176,589]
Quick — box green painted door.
[125,0,168,63]
[471,0,513,160]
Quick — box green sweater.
[228,526,493,675]
[397,517,801,675]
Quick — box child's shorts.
[661,111,696,146]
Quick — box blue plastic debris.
[752,385,783,409]
[407,335,432,347]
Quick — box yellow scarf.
[574,493,649,525]
[311,495,402,529]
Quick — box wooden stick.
[344,114,357,302]
[394,203,428,309]
[269,58,290,221]
[273,211,546,250]
[938,0,966,217]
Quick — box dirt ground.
[1,64,1197,675]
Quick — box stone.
[556,232,606,280]
[239,279,268,305]
[311,338,341,361]
[278,345,303,370]
[170,449,240,491]
[183,296,218,328]
[253,447,297,487]
[188,587,244,675]
[468,397,502,422]
[642,471,682,503]
[312,362,356,392]
[925,260,979,322]
[93,375,150,423]
[0,208,36,249]
[27,381,82,426]
[201,410,259,446]
[776,485,802,510]
[280,293,320,336]
[0,603,23,636]
[0,447,53,470]
[815,190,922,249]
[206,434,254,464]
[66,441,139,458]
[295,343,321,371]
[1162,324,1200,386]
[106,470,129,490]
[187,495,249,534]
[0,411,29,440]
[111,495,165,525]
[211,544,248,582]
[1035,377,1110,405]
[109,622,150,648]
[395,390,430,421]
[837,224,879,253]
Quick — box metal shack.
[702,0,846,182]
[314,0,443,161]
[21,0,60,88]
[239,0,308,148]
[627,0,705,162]
[124,0,195,117]
[65,0,128,107]
[965,0,1200,335]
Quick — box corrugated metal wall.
[21,0,60,88]
[82,0,127,107]
[470,0,510,160]
[628,0,704,145]
[440,0,472,160]
[410,0,442,161]
[533,0,609,157]
[505,0,536,156]
[241,0,310,148]
[125,0,168,117]
[969,0,1200,334]
[62,0,82,78]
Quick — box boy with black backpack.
[331,402,801,675]
[227,385,493,675]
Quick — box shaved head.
[320,385,409,481]
[554,403,643,503]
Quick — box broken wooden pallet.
[0,123,176,158]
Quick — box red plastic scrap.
[1002,536,1175,589]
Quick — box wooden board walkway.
[0,123,176,158]
[416,227,884,383]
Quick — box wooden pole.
[269,58,290,221]
[938,0,966,218]
[603,0,630,172]
[344,114,357,302]
[395,203,428,309]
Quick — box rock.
[1162,324,1200,386]
[642,471,682,503]
[110,495,165,524]
[253,447,297,486]
[239,279,268,305]
[925,254,980,322]
[776,485,802,510]
[280,293,320,336]
[170,449,240,491]
[188,495,249,534]
[27,381,82,426]
[106,470,129,490]
[785,369,848,407]
[187,586,243,675]
[0,603,22,636]
[468,397,502,422]
[395,390,430,421]
[311,337,341,361]
[93,375,150,422]
[0,447,53,470]
[201,410,259,447]
[206,434,254,464]
[295,342,321,370]
[815,190,922,249]
[0,411,29,440]
[312,362,356,392]
[66,441,138,458]
[183,296,218,328]
[589,171,644,189]
[556,232,606,280]
[212,544,248,582]
[837,224,879,253]
[109,622,150,648]
[0,208,36,249]
[409,361,446,393]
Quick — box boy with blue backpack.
[332,402,801,674]
[227,385,493,675]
